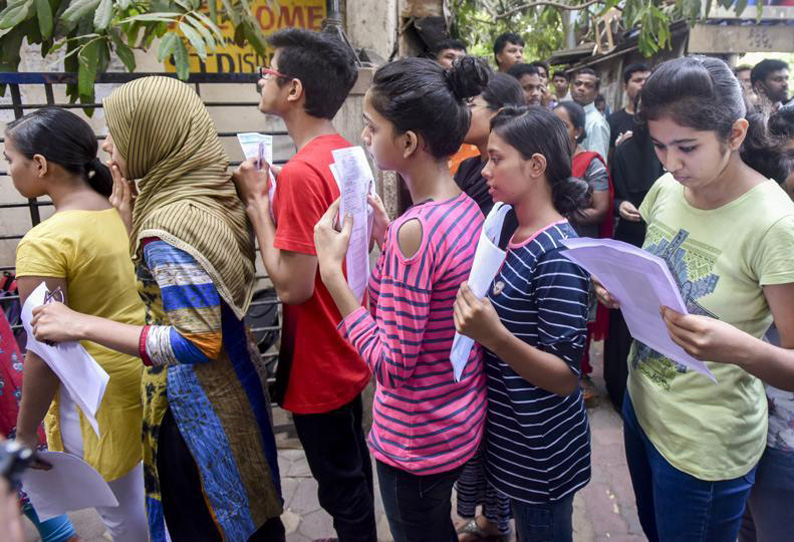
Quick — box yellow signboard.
[166,0,327,74]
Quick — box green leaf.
[111,32,136,71]
[117,0,131,9]
[220,0,240,25]
[35,0,53,38]
[93,0,113,30]
[186,13,215,50]
[0,0,35,30]
[208,0,217,24]
[179,20,205,60]
[119,12,181,23]
[157,31,178,62]
[188,9,223,41]
[78,38,100,100]
[173,37,189,80]
[61,0,100,25]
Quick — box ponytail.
[5,107,111,197]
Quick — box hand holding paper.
[559,238,716,382]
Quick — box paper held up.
[331,146,376,303]
[237,132,278,219]
[22,451,118,521]
[450,203,514,382]
[21,282,109,436]
[559,237,716,382]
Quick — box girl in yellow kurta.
[7,107,147,542]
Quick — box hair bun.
[445,56,490,101]
[553,176,592,217]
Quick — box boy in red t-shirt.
[233,29,376,542]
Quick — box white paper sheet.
[450,203,514,381]
[238,132,277,220]
[560,237,716,382]
[21,451,119,521]
[21,283,110,435]
[331,147,375,302]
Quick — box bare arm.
[574,190,610,226]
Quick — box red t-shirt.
[273,133,371,414]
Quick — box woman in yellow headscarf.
[31,76,284,542]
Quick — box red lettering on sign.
[256,5,275,31]
[307,6,323,30]
[278,6,305,28]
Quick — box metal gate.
[0,71,290,430]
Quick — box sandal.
[457,518,504,541]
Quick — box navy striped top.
[484,220,592,503]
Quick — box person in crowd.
[232,29,376,542]
[313,56,489,542]
[530,60,554,107]
[594,94,608,116]
[603,118,664,412]
[493,32,524,73]
[0,273,78,542]
[553,70,572,102]
[595,56,794,542]
[454,105,592,542]
[751,59,790,110]
[608,62,651,152]
[433,38,467,69]
[572,68,610,160]
[453,72,523,542]
[507,63,543,107]
[736,102,794,542]
[735,64,753,93]
[6,107,146,542]
[30,78,285,542]
[553,101,611,402]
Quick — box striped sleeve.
[532,249,589,374]
[139,239,223,366]
[339,228,433,389]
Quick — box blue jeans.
[739,445,794,542]
[512,494,574,542]
[376,460,461,542]
[623,392,756,542]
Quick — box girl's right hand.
[109,162,136,234]
[618,201,642,222]
[367,193,390,249]
[593,275,620,309]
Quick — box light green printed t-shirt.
[627,173,794,481]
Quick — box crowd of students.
[2,25,794,542]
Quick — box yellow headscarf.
[103,76,255,319]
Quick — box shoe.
[581,376,597,408]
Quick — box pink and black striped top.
[339,192,486,475]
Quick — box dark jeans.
[376,460,463,542]
[512,494,574,542]
[157,409,285,542]
[292,394,377,542]
[623,393,756,542]
[739,445,794,542]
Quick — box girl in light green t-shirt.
[596,56,794,542]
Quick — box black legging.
[157,408,285,542]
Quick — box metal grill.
[0,71,288,424]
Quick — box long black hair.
[639,56,792,180]
[490,106,591,216]
[369,56,490,158]
[481,72,525,111]
[5,107,112,197]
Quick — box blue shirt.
[484,220,592,504]
[582,102,610,160]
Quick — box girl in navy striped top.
[314,57,490,542]
[454,106,593,542]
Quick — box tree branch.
[496,0,606,19]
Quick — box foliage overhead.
[0,0,267,104]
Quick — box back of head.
[482,73,525,110]
[623,62,650,85]
[490,106,590,216]
[641,56,790,181]
[5,107,111,197]
[268,28,358,119]
[770,103,794,139]
[507,63,539,80]
[530,60,550,74]
[370,56,489,158]
[433,38,467,56]
[554,100,587,142]
[734,64,752,76]
[751,58,788,87]
[493,32,524,59]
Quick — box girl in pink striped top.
[314,56,490,542]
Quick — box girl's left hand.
[31,302,86,344]
[314,198,353,280]
[454,282,504,350]
[661,306,752,365]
